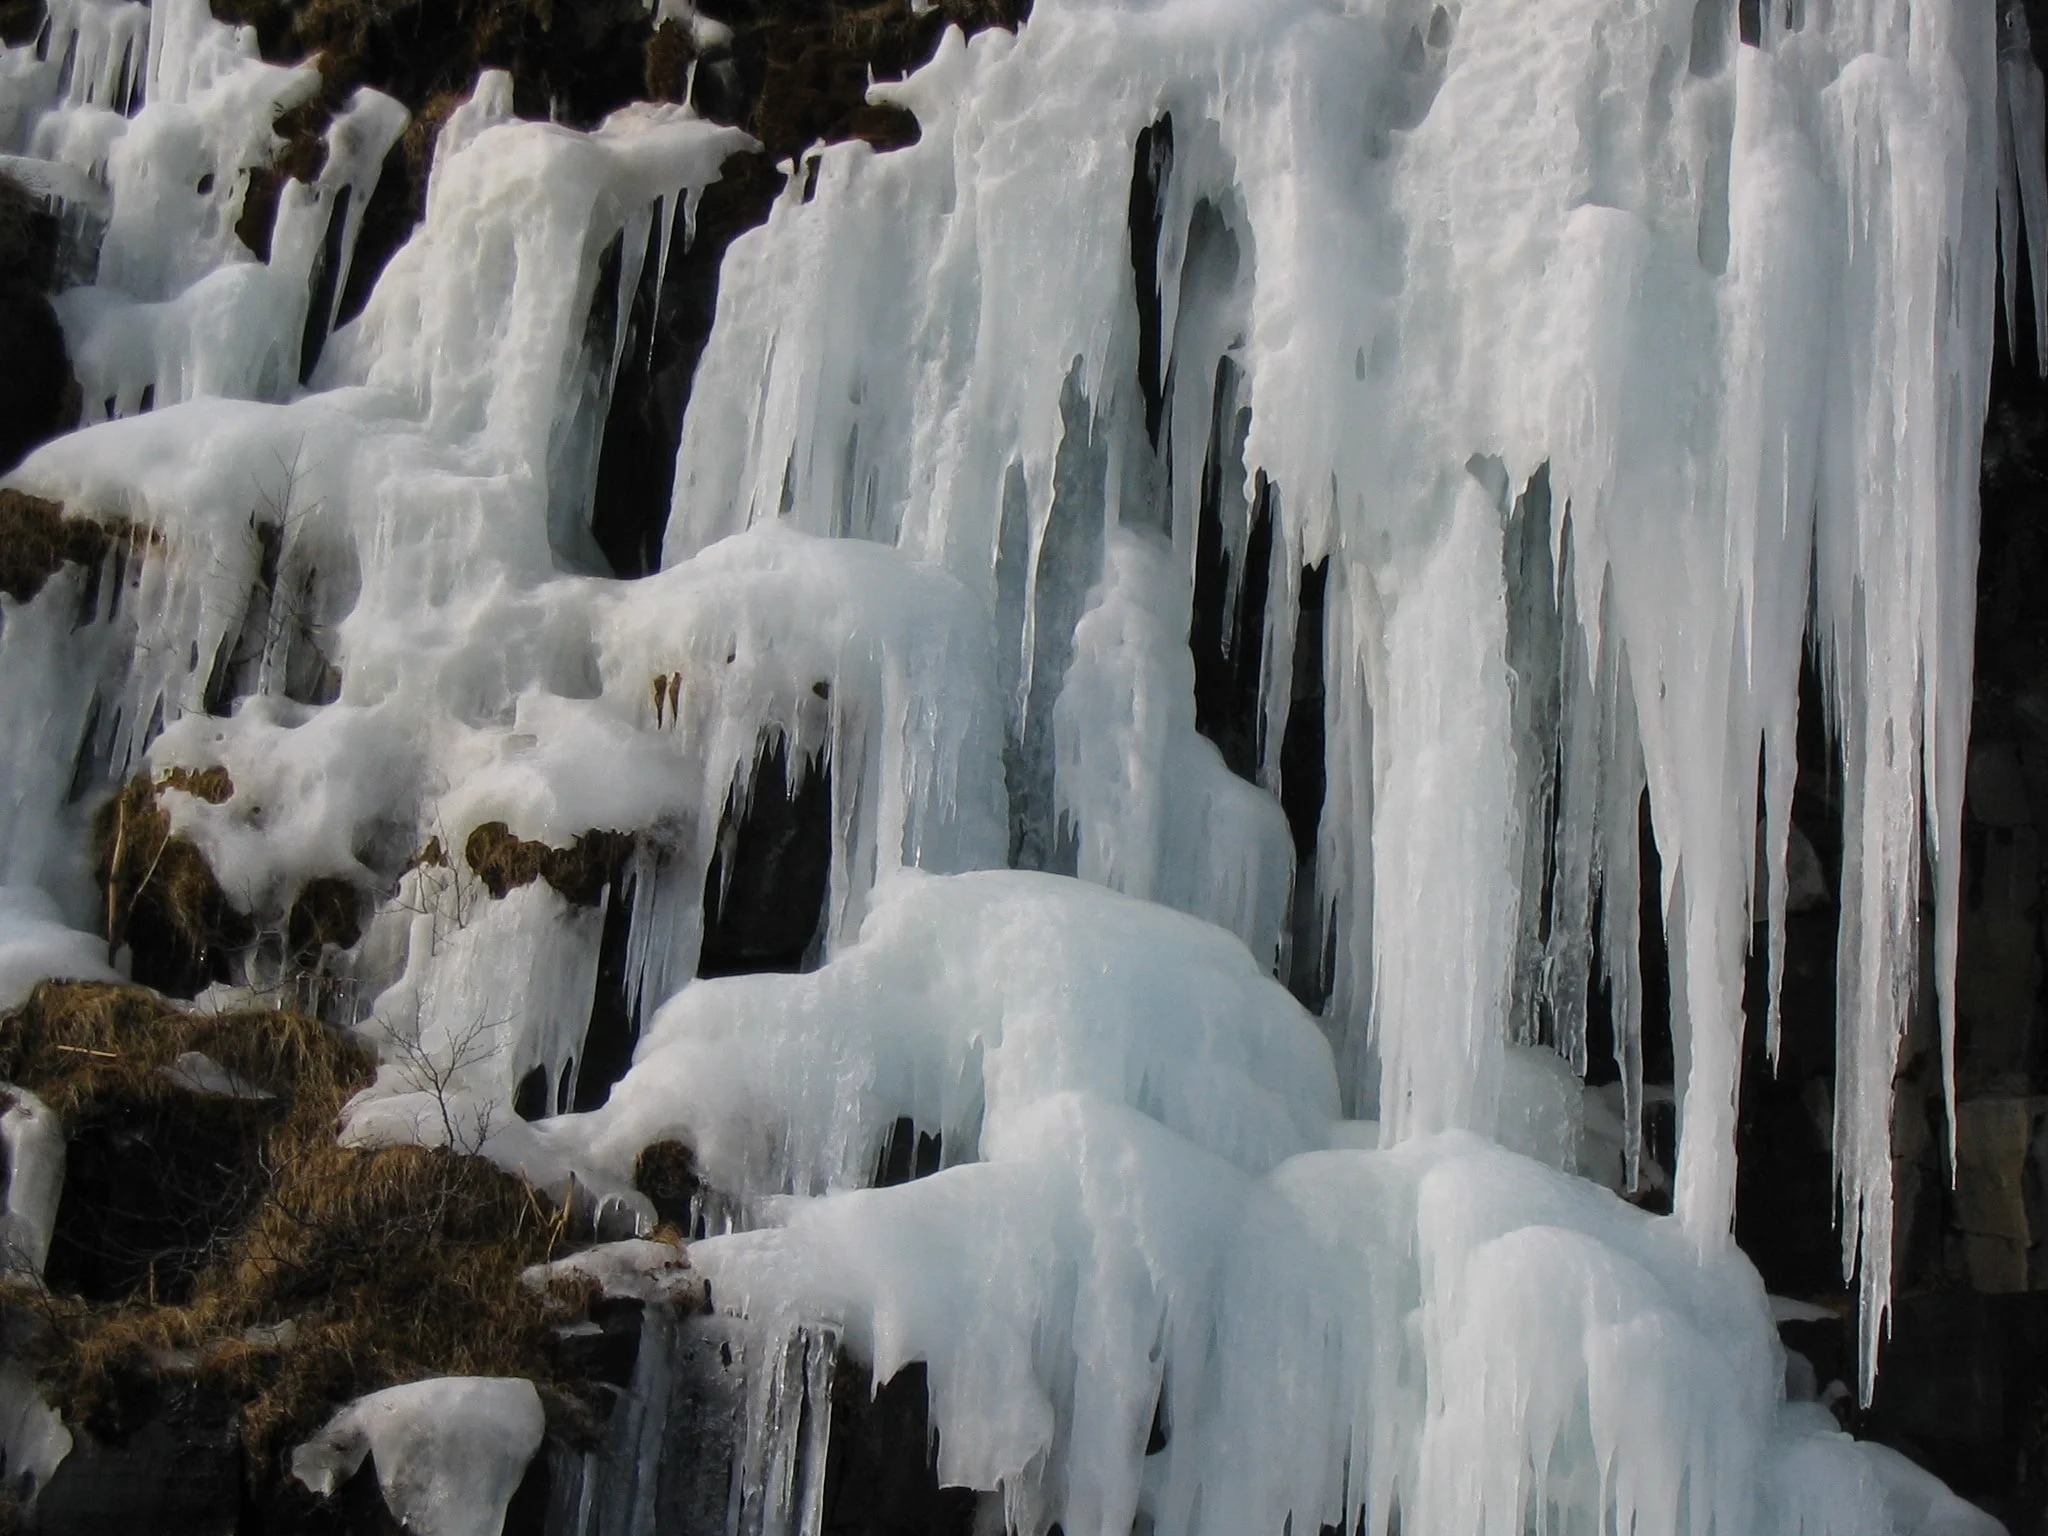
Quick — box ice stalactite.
[2,0,408,420]
[0,0,2043,1531]
[659,0,2036,1404]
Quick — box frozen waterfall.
[0,0,2039,1531]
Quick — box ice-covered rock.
[522,1236,705,1306]
[289,1376,544,1536]
[0,1084,63,1277]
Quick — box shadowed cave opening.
[698,734,834,980]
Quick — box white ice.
[290,1376,544,1536]
[0,886,118,1009]
[522,1236,705,1306]
[0,1086,73,1500]
[0,1084,64,1278]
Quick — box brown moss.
[644,17,695,103]
[158,765,235,805]
[1,981,586,1483]
[234,84,337,260]
[89,776,254,996]
[463,822,633,906]
[286,876,364,962]
[633,1139,701,1230]
[0,489,117,605]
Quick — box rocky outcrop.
[0,174,76,474]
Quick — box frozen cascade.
[0,0,2041,1531]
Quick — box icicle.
[608,201,653,398]
[649,189,676,369]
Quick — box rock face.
[0,173,75,473]
[538,1308,981,1536]
[31,1382,243,1535]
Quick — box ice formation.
[290,1376,546,1536]
[0,1084,64,1278]
[0,0,2041,1530]
[0,886,117,1009]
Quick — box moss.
[157,765,235,805]
[0,985,343,1309]
[1,981,592,1487]
[644,17,694,103]
[285,876,364,962]
[89,775,254,997]
[633,1139,701,1230]
[463,822,633,907]
[0,490,124,605]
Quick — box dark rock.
[821,1360,978,1536]
[0,283,73,475]
[549,1297,646,1389]
[462,823,634,907]
[1783,1291,2048,1536]
[571,859,642,1113]
[547,1311,979,1536]
[873,1115,942,1187]
[697,735,832,978]
[30,1380,241,1536]
[0,175,75,473]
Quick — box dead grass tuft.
[90,776,253,996]
[1,981,586,1482]
[463,822,632,907]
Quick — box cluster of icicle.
[0,0,2041,1531]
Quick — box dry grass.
[0,981,592,1484]
[89,775,254,995]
